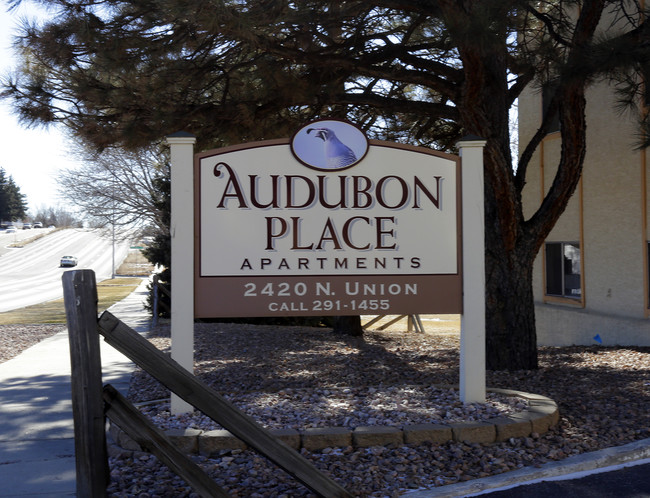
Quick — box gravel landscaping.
[114,322,650,497]
[0,324,65,363]
[2,320,649,496]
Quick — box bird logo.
[306,127,358,169]
[291,119,368,171]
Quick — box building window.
[546,242,581,298]
[542,81,560,133]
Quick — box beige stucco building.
[519,76,650,346]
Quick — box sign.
[194,120,462,317]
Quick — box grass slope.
[0,277,144,325]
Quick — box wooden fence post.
[63,269,108,497]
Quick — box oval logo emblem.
[291,119,369,171]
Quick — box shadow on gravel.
[487,344,650,452]
[130,323,650,453]
[132,323,462,400]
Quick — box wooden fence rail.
[103,385,229,497]
[64,269,351,497]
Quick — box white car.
[60,256,78,267]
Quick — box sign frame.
[167,131,486,411]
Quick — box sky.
[0,2,80,213]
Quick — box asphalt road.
[0,228,130,312]
[0,227,53,255]
[477,461,650,497]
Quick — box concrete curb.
[403,437,650,496]
[109,386,559,457]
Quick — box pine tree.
[0,168,27,222]
[4,0,650,369]
[0,168,7,223]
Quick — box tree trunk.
[445,6,541,370]
[481,82,586,372]
[484,246,538,371]
[333,316,364,337]
[480,137,541,371]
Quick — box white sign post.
[458,137,487,404]
[166,131,196,415]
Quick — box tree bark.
[484,239,539,371]
[333,316,364,337]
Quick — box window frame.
[543,241,584,306]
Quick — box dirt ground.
[362,314,460,335]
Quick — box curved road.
[0,228,131,312]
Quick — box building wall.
[520,78,650,346]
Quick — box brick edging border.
[108,387,559,457]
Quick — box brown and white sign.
[194,120,462,317]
